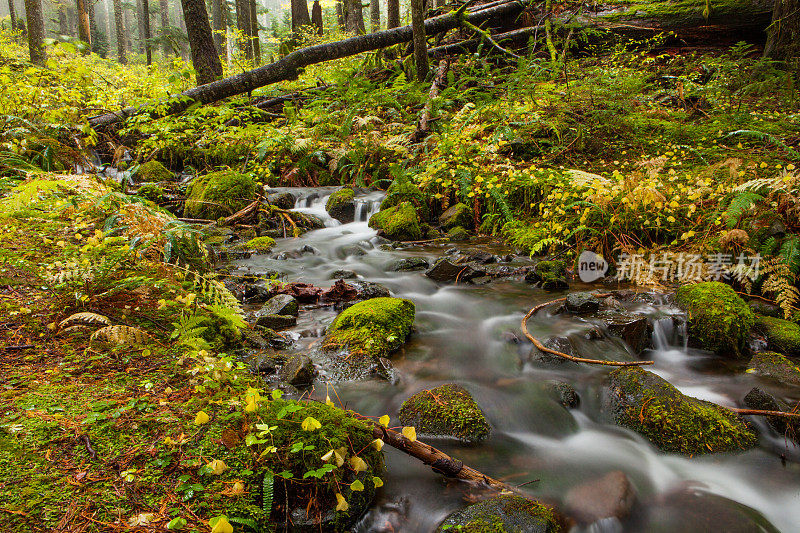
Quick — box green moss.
[380,179,429,220]
[603,0,772,28]
[242,236,276,252]
[183,170,258,220]
[399,384,490,443]
[323,297,415,359]
[606,367,757,455]
[136,160,173,182]
[447,226,470,242]
[440,202,472,230]
[326,187,355,211]
[675,281,754,357]
[438,495,561,533]
[756,316,800,357]
[136,183,165,203]
[368,202,422,241]
[747,351,800,386]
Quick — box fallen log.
[88,0,529,130]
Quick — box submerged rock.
[596,311,649,354]
[325,187,356,223]
[437,495,561,533]
[525,260,568,291]
[255,314,297,331]
[675,281,755,357]
[330,269,358,279]
[399,384,490,444]
[743,387,800,440]
[390,257,429,272]
[368,202,422,241]
[425,257,486,283]
[603,367,757,455]
[348,280,391,300]
[184,170,257,220]
[545,380,580,408]
[323,297,415,360]
[747,351,800,386]
[439,202,473,230]
[755,316,800,357]
[279,355,315,387]
[564,471,636,524]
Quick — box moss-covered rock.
[184,170,258,220]
[323,297,415,359]
[325,187,356,223]
[603,367,757,455]
[380,179,428,219]
[439,202,473,230]
[755,316,800,357]
[368,202,422,241]
[136,184,165,203]
[135,160,173,182]
[437,495,562,533]
[241,236,275,253]
[675,281,754,357]
[747,351,800,386]
[447,226,470,242]
[525,260,568,291]
[399,384,490,444]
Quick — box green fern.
[780,235,800,275]
[724,191,763,228]
[262,469,274,523]
[488,187,513,223]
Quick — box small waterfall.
[354,199,380,222]
[652,316,688,353]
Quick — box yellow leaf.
[335,493,349,512]
[349,456,368,472]
[325,395,334,407]
[379,415,390,427]
[350,479,364,491]
[210,515,233,533]
[230,481,245,495]
[321,449,335,462]
[206,459,228,475]
[402,426,417,442]
[301,416,322,431]
[373,476,384,488]
[244,396,258,413]
[371,438,384,451]
[194,411,210,425]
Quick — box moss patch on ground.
[676,281,755,357]
[399,384,490,444]
[604,367,757,455]
[184,170,258,220]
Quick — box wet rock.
[564,471,636,524]
[439,202,473,230]
[368,202,422,241]
[471,276,493,285]
[675,281,755,357]
[565,291,602,314]
[271,282,324,303]
[747,351,800,386]
[390,257,429,272]
[748,299,782,318]
[348,280,391,300]
[545,380,580,408]
[279,355,316,387]
[528,336,579,368]
[603,367,757,455]
[446,226,470,242]
[338,244,366,258]
[255,314,297,331]
[320,279,359,303]
[184,170,257,219]
[267,191,296,210]
[596,311,649,354]
[258,294,299,317]
[755,316,800,357]
[330,269,357,279]
[461,251,496,264]
[399,384,490,444]
[323,297,415,360]
[436,495,561,533]
[380,179,429,220]
[325,187,356,223]
[743,387,800,439]
[425,258,486,283]
[253,351,288,373]
[525,260,568,291]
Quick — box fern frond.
[779,235,800,275]
[59,312,112,330]
[90,325,151,346]
[262,470,274,518]
[724,191,763,228]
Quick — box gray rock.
[256,314,297,330]
[390,257,429,271]
[425,258,486,283]
[743,387,800,439]
[564,471,636,524]
[279,355,315,387]
[546,380,580,408]
[565,292,602,314]
[349,280,391,300]
[267,191,296,210]
[597,311,649,354]
[330,269,357,279]
[258,294,299,317]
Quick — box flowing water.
[230,188,800,532]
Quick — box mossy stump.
[399,384,491,444]
[437,495,562,533]
[675,281,754,357]
[184,170,257,220]
[604,367,757,455]
[368,202,422,241]
[755,316,800,357]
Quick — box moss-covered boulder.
[135,160,173,182]
[525,260,568,291]
[326,187,356,223]
[236,236,275,253]
[323,297,415,359]
[439,202,473,230]
[675,281,754,357]
[368,202,422,241]
[743,387,800,442]
[747,351,800,386]
[447,226,470,242]
[755,316,800,357]
[184,170,257,220]
[399,384,490,444]
[437,495,562,533]
[380,179,428,219]
[603,367,757,455]
[136,184,165,203]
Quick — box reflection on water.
[233,188,800,532]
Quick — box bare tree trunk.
[211,0,225,55]
[68,7,77,37]
[335,0,344,28]
[387,0,399,28]
[235,0,252,59]
[136,0,146,52]
[159,0,170,56]
[181,0,223,84]
[764,0,800,61]
[8,0,21,31]
[345,0,364,34]
[249,0,260,63]
[58,5,68,35]
[89,0,525,128]
[291,0,311,31]
[370,0,380,31]
[143,0,152,63]
[311,0,322,35]
[24,0,45,64]
[113,0,126,63]
[410,0,427,80]
[77,0,92,49]
[124,8,133,52]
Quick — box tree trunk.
[24,0,45,64]
[410,0,427,80]
[291,0,311,31]
[387,0,399,28]
[136,0,147,52]
[235,0,252,59]
[58,5,68,35]
[89,0,526,128]
[249,0,260,63]
[159,0,171,56]
[143,0,152,63]
[345,0,364,34]
[311,0,323,35]
[181,0,223,84]
[211,0,225,55]
[8,0,21,32]
[764,0,800,61]
[370,0,380,32]
[77,0,92,49]
[68,7,77,37]
[336,0,344,28]
[113,0,127,63]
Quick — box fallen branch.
[428,26,537,58]
[410,59,449,143]
[521,295,655,367]
[219,199,261,226]
[88,0,529,130]
[725,407,800,420]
